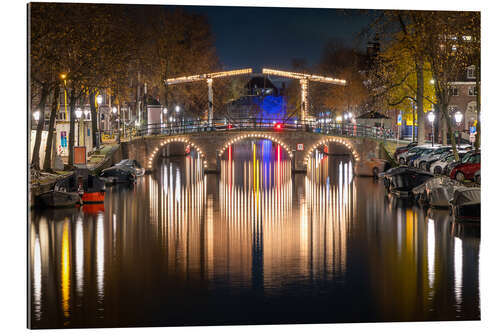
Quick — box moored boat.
[382,167,433,198]
[116,159,145,177]
[449,187,480,223]
[55,168,106,203]
[36,190,81,208]
[100,165,136,184]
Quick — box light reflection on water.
[29,140,480,328]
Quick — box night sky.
[183,6,375,71]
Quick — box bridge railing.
[99,118,398,142]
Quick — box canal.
[29,139,480,328]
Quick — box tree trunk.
[441,107,459,160]
[43,83,60,171]
[441,113,448,145]
[89,91,99,148]
[136,72,141,124]
[117,102,121,144]
[438,100,461,161]
[412,104,416,142]
[31,83,49,170]
[416,59,425,144]
[67,90,76,167]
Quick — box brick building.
[447,65,478,140]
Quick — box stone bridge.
[119,128,400,173]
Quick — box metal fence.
[98,118,399,143]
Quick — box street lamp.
[33,110,40,122]
[430,79,435,85]
[75,108,83,146]
[454,111,463,144]
[112,106,117,114]
[75,108,82,119]
[175,105,180,113]
[96,95,103,105]
[428,111,436,147]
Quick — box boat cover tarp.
[453,187,481,206]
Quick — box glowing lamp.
[33,111,40,121]
[428,112,436,123]
[454,111,463,124]
[96,95,103,105]
[75,108,82,119]
[274,123,283,130]
[112,106,117,114]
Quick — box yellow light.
[61,220,70,319]
[166,68,252,85]
[263,68,346,85]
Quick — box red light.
[228,124,233,129]
[274,123,282,129]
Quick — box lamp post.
[60,73,68,120]
[163,107,168,132]
[96,95,103,146]
[75,108,83,146]
[33,110,40,124]
[454,111,463,145]
[112,106,119,143]
[428,111,436,147]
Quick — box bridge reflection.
[29,147,480,328]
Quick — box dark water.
[29,140,480,328]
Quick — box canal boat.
[449,187,480,223]
[355,158,390,177]
[100,164,136,184]
[54,168,106,203]
[36,190,81,208]
[382,167,433,198]
[412,176,462,207]
[116,159,145,177]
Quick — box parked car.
[399,145,439,165]
[450,152,480,181]
[428,150,468,173]
[413,146,451,169]
[474,170,480,184]
[408,147,442,167]
[444,150,479,176]
[394,142,418,160]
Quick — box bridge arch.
[304,138,361,165]
[146,137,207,170]
[217,133,294,158]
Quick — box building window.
[468,86,477,96]
[467,66,476,79]
[449,87,459,96]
